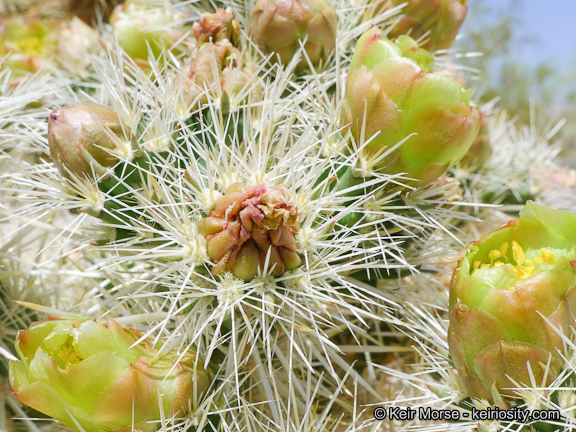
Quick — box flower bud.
[344,28,479,187]
[193,8,241,47]
[449,202,576,400]
[10,317,210,432]
[198,183,302,281]
[184,40,261,112]
[248,0,337,72]
[110,1,185,68]
[364,0,468,51]
[48,103,126,180]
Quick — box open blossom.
[198,183,302,281]
[449,202,576,400]
[344,27,479,187]
[10,317,210,432]
[364,0,468,51]
[0,15,99,79]
[248,0,337,72]
[0,16,60,75]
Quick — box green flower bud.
[459,110,491,169]
[48,103,126,180]
[193,8,241,47]
[248,0,337,72]
[198,183,302,281]
[110,1,185,68]
[449,202,576,400]
[344,28,479,187]
[364,0,468,51]
[10,317,210,432]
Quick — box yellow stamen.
[519,273,531,281]
[535,257,544,265]
[512,241,525,265]
[540,248,555,265]
[494,261,504,267]
[473,261,481,271]
[58,345,82,367]
[11,37,44,54]
[488,249,501,263]
[480,263,489,269]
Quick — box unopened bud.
[344,28,479,187]
[110,2,186,67]
[364,0,468,51]
[198,183,302,281]
[193,8,241,47]
[56,18,100,76]
[248,0,337,72]
[48,103,126,180]
[185,40,260,112]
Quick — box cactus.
[1,1,576,431]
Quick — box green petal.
[59,350,130,411]
[15,318,64,364]
[403,73,469,113]
[351,28,401,71]
[75,319,145,362]
[518,201,576,250]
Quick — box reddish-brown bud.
[198,183,302,281]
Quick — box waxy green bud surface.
[459,110,491,169]
[345,28,479,187]
[110,1,185,68]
